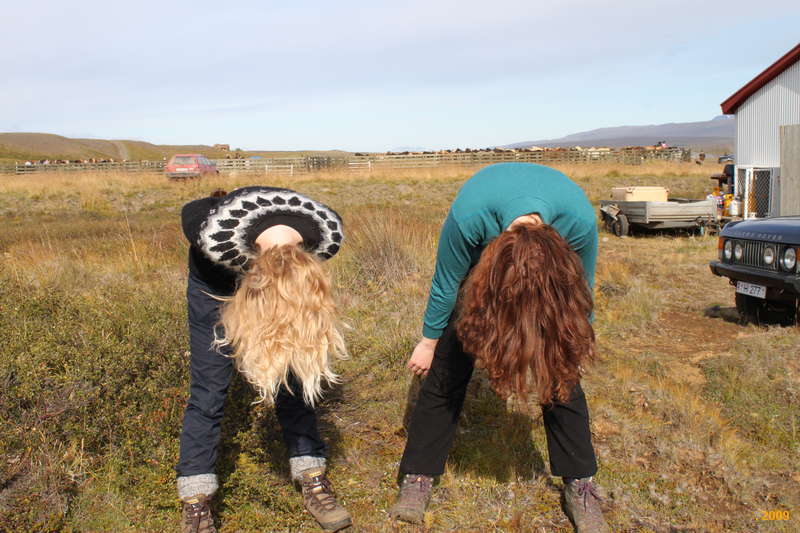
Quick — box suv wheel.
[735,293,797,326]
[735,293,763,324]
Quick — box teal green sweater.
[422,162,598,339]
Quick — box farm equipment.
[600,186,717,237]
[708,163,743,222]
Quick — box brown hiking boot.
[389,474,433,524]
[563,478,611,533]
[181,494,217,533]
[300,468,352,532]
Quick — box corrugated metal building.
[723,44,800,167]
[721,43,800,217]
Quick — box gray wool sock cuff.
[177,473,219,501]
[289,455,327,481]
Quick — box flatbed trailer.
[600,198,717,237]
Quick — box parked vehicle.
[717,154,735,164]
[165,154,218,179]
[709,217,800,325]
[599,186,717,237]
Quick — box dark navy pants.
[399,319,598,479]
[176,273,326,477]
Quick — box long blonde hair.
[214,245,347,406]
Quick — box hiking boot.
[563,478,611,533]
[181,494,217,533]
[389,474,434,524]
[300,468,352,532]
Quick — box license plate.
[177,168,189,172]
[736,281,766,299]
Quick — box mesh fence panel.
[736,167,747,198]
[751,169,772,218]
[737,167,774,218]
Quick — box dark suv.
[710,217,800,324]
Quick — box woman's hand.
[407,337,438,377]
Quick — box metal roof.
[721,43,800,115]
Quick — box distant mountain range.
[1,117,735,162]
[505,115,734,151]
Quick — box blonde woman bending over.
[176,187,350,533]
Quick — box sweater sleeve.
[571,222,598,324]
[572,223,598,290]
[422,213,474,339]
[181,197,219,245]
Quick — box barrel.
[729,199,742,217]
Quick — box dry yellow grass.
[2,162,796,533]
[0,159,720,195]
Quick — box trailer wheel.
[612,213,629,237]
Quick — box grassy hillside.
[0,132,351,163]
[1,162,797,532]
[0,133,115,162]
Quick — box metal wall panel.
[736,60,800,167]
[780,124,800,215]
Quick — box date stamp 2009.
[756,510,791,521]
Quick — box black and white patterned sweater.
[181,187,344,296]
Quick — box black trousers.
[399,320,598,479]
[175,273,326,477]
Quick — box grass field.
[1,162,798,532]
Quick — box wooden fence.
[1,160,166,175]
[0,147,690,176]
[354,147,689,168]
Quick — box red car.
[165,154,218,179]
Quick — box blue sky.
[1,0,798,151]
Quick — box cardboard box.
[610,186,669,202]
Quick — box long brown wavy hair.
[456,223,595,405]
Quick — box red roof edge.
[721,43,800,115]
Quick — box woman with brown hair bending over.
[177,187,351,533]
[390,163,610,532]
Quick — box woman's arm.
[572,223,598,290]
[408,214,473,376]
[422,213,474,339]
[181,197,221,245]
[571,223,598,324]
